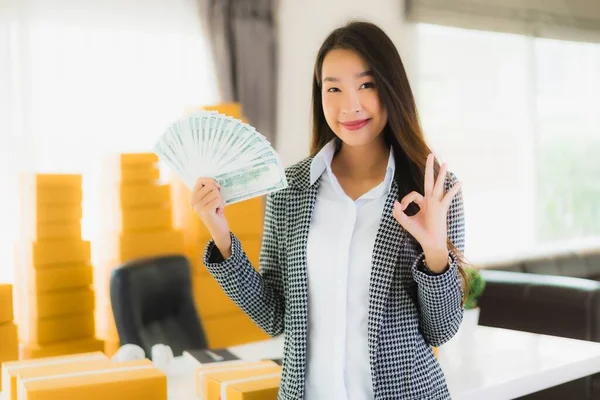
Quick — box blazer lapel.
[285,171,319,391]
[368,181,406,368]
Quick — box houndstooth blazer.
[204,156,465,400]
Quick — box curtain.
[406,0,600,43]
[0,0,218,283]
[197,0,279,146]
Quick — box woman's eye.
[327,87,340,93]
[361,82,375,89]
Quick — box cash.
[154,111,288,205]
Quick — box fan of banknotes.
[153,111,288,205]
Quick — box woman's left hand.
[393,154,462,272]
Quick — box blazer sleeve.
[202,192,285,337]
[411,171,465,347]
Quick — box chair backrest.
[109,255,207,358]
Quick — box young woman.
[191,21,466,400]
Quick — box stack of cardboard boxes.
[0,284,18,391]
[95,153,184,355]
[15,174,104,360]
[172,102,269,348]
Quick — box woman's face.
[321,48,387,149]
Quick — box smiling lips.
[340,118,370,131]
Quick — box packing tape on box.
[220,372,281,400]
[21,364,156,383]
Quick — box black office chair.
[109,254,208,359]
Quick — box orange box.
[194,360,278,397]
[2,351,107,400]
[116,153,158,166]
[203,365,282,400]
[20,174,82,206]
[17,240,91,268]
[27,222,82,241]
[222,373,281,400]
[21,338,105,360]
[29,264,93,293]
[0,322,19,391]
[28,288,95,319]
[24,204,82,225]
[21,313,95,345]
[193,275,239,319]
[18,359,167,400]
[104,230,184,262]
[118,183,171,208]
[108,205,173,233]
[0,284,14,323]
[203,312,269,349]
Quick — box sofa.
[478,268,600,399]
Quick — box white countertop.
[4,326,600,400]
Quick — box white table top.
[4,326,600,400]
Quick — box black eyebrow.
[323,70,373,83]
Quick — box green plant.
[464,267,486,310]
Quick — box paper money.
[154,111,288,204]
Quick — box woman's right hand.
[190,178,232,256]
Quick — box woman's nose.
[341,92,361,114]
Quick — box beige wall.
[276,0,416,166]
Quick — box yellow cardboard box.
[18,240,91,268]
[118,183,171,208]
[27,222,82,241]
[18,358,167,400]
[20,173,82,205]
[203,312,269,349]
[0,322,19,391]
[106,230,184,262]
[221,373,281,400]
[25,204,82,225]
[203,365,282,400]
[21,313,95,345]
[28,288,95,319]
[29,264,93,293]
[2,351,107,400]
[194,360,278,398]
[0,284,14,323]
[21,338,105,360]
[108,205,173,233]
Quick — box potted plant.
[458,267,486,342]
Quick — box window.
[0,0,218,283]
[416,24,600,263]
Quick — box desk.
[3,326,600,399]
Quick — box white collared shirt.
[305,140,395,400]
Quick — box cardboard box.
[29,264,93,293]
[18,240,91,268]
[2,351,107,400]
[20,338,105,360]
[0,284,14,323]
[26,222,82,241]
[0,322,19,391]
[20,174,82,205]
[18,358,167,400]
[194,360,278,398]
[25,204,82,225]
[108,205,173,233]
[203,312,269,349]
[21,313,95,345]
[118,183,171,208]
[221,373,281,400]
[116,153,158,166]
[28,288,95,319]
[203,365,282,400]
[193,275,240,319]
[103,230,184,262]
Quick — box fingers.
[399,191,424,211]
[190,178,221,210]
[193,177,220,194]
[442,181,462,209]
[433,162,448,199]
[424,153,435,197]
